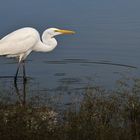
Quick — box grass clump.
[0,105,59,140]
[63,87,140,140]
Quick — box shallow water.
[0,0,140,105]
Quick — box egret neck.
[33,30,57,52]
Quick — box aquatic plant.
[0,80,140,140]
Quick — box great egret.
[0,27,75,82]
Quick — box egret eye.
[54,30,59,32]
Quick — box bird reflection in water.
[14,76,27,106]
[0,75,28,106]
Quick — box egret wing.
[0,36,37,56]
[1,27,38,42]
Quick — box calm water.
[0,0,140,105]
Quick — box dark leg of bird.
[14,62,21,84]
[22,60,27,82]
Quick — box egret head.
[45,28,75,37]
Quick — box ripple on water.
[43,59,137,69]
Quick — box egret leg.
[14,62,21,84]
[22,60,27,82]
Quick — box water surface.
[0,0,140,104]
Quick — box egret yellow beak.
[55,29,75,34]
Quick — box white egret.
[0,27,75,82]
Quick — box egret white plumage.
[0,27,75,82]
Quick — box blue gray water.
[0,0,140,105]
